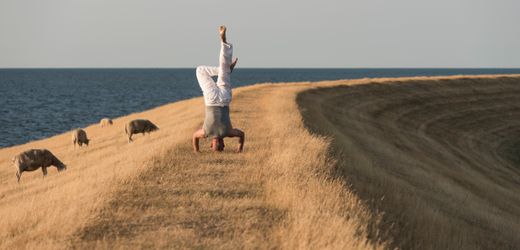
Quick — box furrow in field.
[298,76,520,249]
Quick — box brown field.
[298,76,520,249]
[0,81,378,249]
[0,75,518,249]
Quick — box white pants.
[196,42,233,106]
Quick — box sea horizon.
[2,67,520,69]
[2,67,520,148]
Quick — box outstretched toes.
[219,25,227,43]
[219,25,227,36]
[231,57,238,72]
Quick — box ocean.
[1,68,520,148]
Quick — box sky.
[1,0,519,68]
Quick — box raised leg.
[216,42,233,87]
[16,171,21,183]
[219,26,238,72]
[216,25,233,87]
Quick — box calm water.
[1,68,520,148]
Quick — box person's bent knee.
[196,66,209,80]
[196,65,204,74]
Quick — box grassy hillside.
[0,82,378,249]
[2,75,518,249]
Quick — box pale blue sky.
[1,0,519,68]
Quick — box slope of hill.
[2,75,518,249]
[0,82,377,249]
[298,76,520,249]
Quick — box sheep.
[12,149,67,182]
[125,119,159,142]
[100,118,113,127]
[72,128,90,148]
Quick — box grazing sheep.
[72,128,90,147]
[12,149,67,182]
[100,118,113,127]
[125,119,159,142]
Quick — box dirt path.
[66,83,380,249]
[71,86,285,248]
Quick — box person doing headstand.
[192,25,245,153]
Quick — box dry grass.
[0,81,380,249]
[298,75,520,249]
[0,94,203,249]
[3,74,516,249]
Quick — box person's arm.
[192,129,206,153]
[227,128,245,153]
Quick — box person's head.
[211,137,225,152]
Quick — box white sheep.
[100,118,113,127]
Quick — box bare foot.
[219,25,227,43]
[231,57,238,72]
